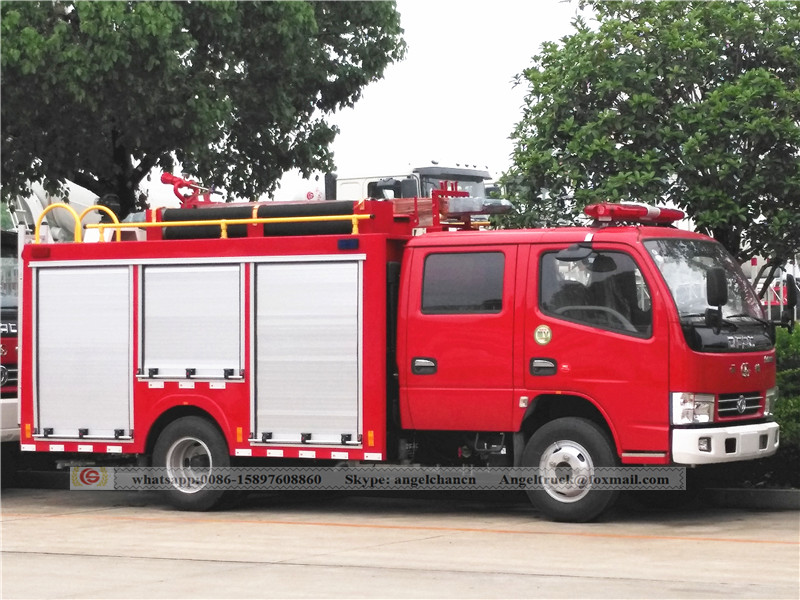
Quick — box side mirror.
[374,178,398,199]
[705,268,727,334]
[400,178,418,199]
[485,184,501,198]
[324,173,337,201]
[781,274,797,333]
[786,274,798,308]
[706,267,728,307]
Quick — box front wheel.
[521,417,619,522]
[152,416,230,511]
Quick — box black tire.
[152,416,230,511]
[1,442,19,489]
[521,417,619,522]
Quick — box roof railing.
[34,202,374,243]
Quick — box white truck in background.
[275,164,500,204]
[327,164,498,202]
[9,182,102,243]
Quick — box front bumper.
[672,422,779,464]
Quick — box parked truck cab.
[18,190,785,521]
[331,165,494,202]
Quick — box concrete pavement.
[1,488,798,599]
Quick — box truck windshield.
[420,177,486,198]
[644,239,763,321]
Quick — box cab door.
[399,245,517,431]
[523,244,671,457]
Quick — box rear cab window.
[422,252,505,314]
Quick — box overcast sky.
[270,0,581,200]
[327,0,580,179]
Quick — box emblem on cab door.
[534,325,552,345]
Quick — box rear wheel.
[152,416,230,511]
[522,417,619,522]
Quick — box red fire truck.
[18,183,788,521]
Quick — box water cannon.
[161,173,223,208]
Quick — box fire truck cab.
[18,192,784,521]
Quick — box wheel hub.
[164,436,213,493]
[538,440,594,503]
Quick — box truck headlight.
[764,387,778,417]
[671,392,715,425]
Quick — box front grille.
[0,362,17,393]
[718,392,761,418]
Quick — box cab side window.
[540,250,652,336]
[422,252,504,314]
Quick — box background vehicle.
[1,228,21,485]
[1,230,20,437]
[328,164,495,202]
[745,256,799,324]
[762,276,799,325]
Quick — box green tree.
[502,0,800,276]
[1,1,405,217]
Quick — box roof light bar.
[584,203,685,224]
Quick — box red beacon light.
[584,202,685,225]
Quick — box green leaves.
[503,0,800,268]
[1,1,405,216]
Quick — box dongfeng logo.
[740,363,751,378]
[727,335,755,349]
[0,365,7,386]
[736,395,747,414]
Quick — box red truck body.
[18,195,780,521]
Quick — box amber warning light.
[584,203,685,224]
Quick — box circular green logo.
[534,325,552,345]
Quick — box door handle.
[412,357,437,375]
[530,358,557,376]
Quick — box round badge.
[534,325,552,345]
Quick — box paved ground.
[1,488,798,599]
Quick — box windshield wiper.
[727,312,770,326]
[679,312,738,330]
